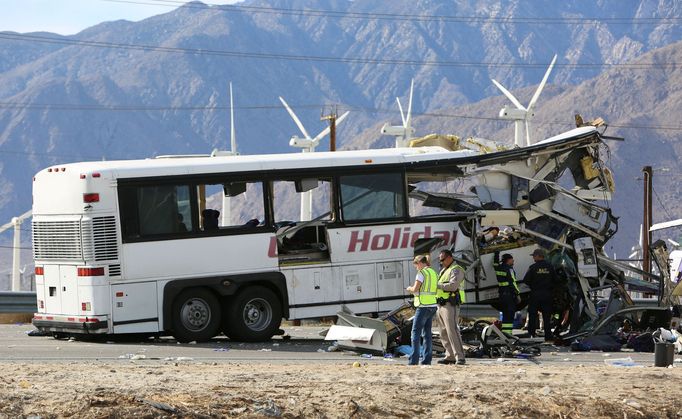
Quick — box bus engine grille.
[83,216,119,262]
[33,217,119,262]
[32,220,83,260]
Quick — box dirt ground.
[0,361,680,418]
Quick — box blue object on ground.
[395,345,412,356]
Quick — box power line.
[0,32,676,70]
[102,0,682,25]
[0,244,33,250]
[652,186,674,220]
[2,100,682,132]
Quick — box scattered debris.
[137,398,178,414]
[604,357,637,367]
[253,400,281,417]
[25,329,50,337]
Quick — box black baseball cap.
[531,249,546,257]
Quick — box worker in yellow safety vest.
[494,251,520,335]
[406,254,438,365]
[435,249,466,365]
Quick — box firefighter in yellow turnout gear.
[494,252,520,336]
[435,249,466,365]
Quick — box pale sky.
[0,0,240,35]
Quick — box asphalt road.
[0,323,672,367]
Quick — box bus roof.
[38,146,478,179]
[36,126,599,180]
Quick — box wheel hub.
[243,298,272,332]
[181,298,211,331]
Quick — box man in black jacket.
[523,249,556,341]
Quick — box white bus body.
[32,127,615,341]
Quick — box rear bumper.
[33,314,109,334]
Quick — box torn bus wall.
[406,126,673,343]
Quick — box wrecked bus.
[31,124,629,342]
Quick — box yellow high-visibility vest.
[437,264,466,303]
[414,267,438,307]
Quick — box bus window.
[272,178,332,223]
[406,178,475,217]
[339,173,405,222]
[119,184,193,240]
[200,181,265,229]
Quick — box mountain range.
[0,0,681,272]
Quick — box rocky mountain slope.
[0,0,681,263]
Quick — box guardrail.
[0,291,36,313]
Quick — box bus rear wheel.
[224,286,282,342]
[171,288,221,343]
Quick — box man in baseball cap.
[530,249,546,258]
[523,248,556,341]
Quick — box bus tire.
[171,288,221,343]
[225,286,282,342]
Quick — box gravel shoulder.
[1,361,680,418]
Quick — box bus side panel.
[336,264,378,314]
[376,261,407,311]
[77,276,111,321]
[121,234,277,281]
[283,266,336,306]
[112,282,159,334]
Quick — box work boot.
[456,359,466,365]
[437,359,456,365]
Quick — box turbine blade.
[406,78,414,127]
[311,111,350,146]
[0,221,13,234]
[279,96,311,140]
[527,54,557,111]
[336,110,350,125]
[312,125,331,146]
[18,210,32,220]
[492,79,526,110]
[396,97,406,127]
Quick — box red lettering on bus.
[346,226,458,253]
[371,234,391,250]
[268,237,278,258]
[347,230,371,252]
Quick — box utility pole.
[321,107,338,152]
[642,166,653,275]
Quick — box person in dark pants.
[494,252,520,336]
[406,254,438,365]
[523,248,556,341]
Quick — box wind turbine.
[381,78,416,148]
[278,96,349,221]
[210,82,238,226]
[0,210,32,291]
[491,55,557,147]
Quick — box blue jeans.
[409,306,437,365]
